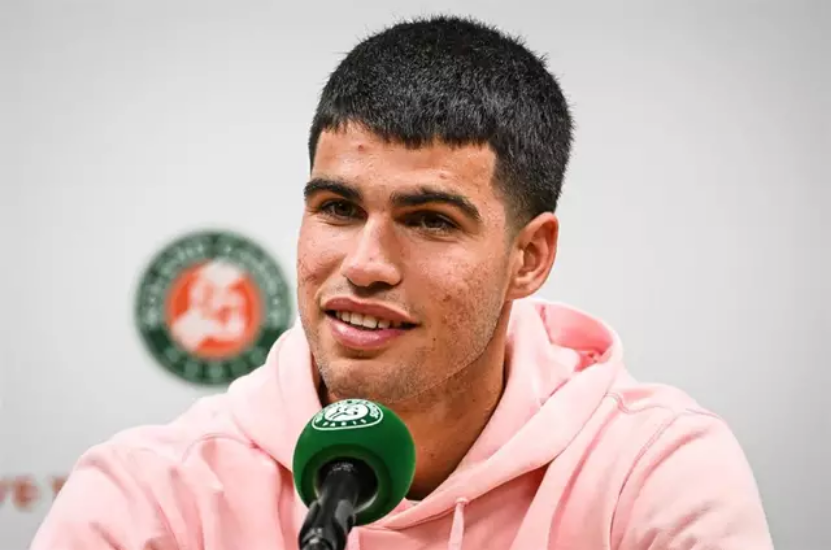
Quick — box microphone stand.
[299,462,362,550]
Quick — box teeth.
[333,311,402,330]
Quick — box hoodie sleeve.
[30,443,181,550]
[613,412,774,550]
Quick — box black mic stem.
[301,539,332,550]
[299,461,363,550]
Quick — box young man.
[31,15,773,549]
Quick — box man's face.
[297,124,515,404]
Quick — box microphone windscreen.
[293,398,416,525]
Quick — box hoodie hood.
[228,297,624,531]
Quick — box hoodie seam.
[608,412,680,550]
[605,391,723,420]
[609,409,728,550]
[124,434,260,550]
[178,432,256,463]
[118,446,190,550]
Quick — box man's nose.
[340,220,402,289]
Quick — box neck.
[319,305,511,500]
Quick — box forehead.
[311,125,499,202]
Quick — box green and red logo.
[135,230,292,384]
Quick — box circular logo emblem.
[135,230,292,385]
[312,399,384,431]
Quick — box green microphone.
[293,398,416,550]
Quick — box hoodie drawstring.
[447,497,469,550]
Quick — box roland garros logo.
[135,231,292,384]
[312,400,384,431]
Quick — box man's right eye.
[318,200,359,220]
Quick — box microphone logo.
[312,399,384,431]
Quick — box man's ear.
[506,213,559,300]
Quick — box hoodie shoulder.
[97,387,257,468]
[32,378,283,550]
[607,370,718,420]
[608,377,773,549]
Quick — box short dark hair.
[308,15,574,228]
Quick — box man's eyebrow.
[303,178,362,202]
[392,187,482,223]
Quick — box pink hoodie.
[31,298,773,549]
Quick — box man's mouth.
[325,310,417,331]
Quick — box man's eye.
[409,213,457,233]
[319,200,358,219]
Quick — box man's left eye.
[409,213,456,232]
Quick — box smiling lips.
[323,297,417,350]
[331,310,407,330]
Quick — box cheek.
[297,222,342,289]
[429,251,508,324]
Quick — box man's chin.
[319,354,391,378]
[318,360,403,400]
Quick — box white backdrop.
[1,1,829,549]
